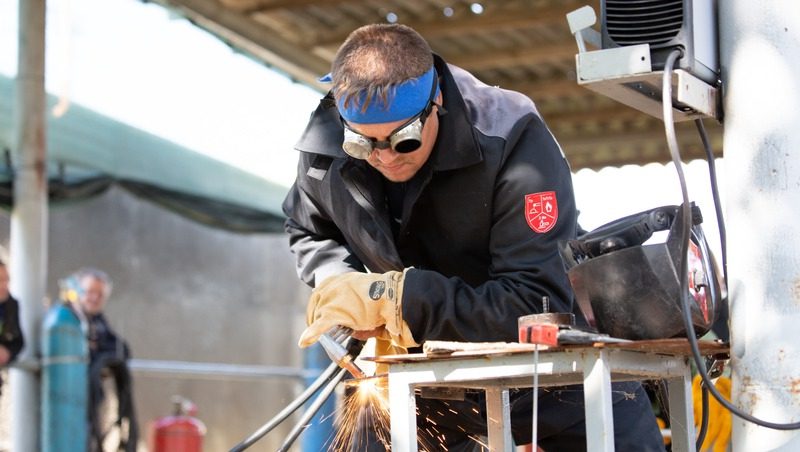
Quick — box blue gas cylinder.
[41,302,88,452]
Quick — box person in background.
[0,260,24,396]
[283,24,665,451]
[75,268,130,363]
[74,267,137,452]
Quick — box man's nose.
[373,146,400,164]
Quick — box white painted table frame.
[385,346,696,452]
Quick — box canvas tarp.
[0,75,290,233]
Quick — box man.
[283,24,664,450]
[75,268,137,452]
[76,269,130,362]
[0,260,24,395]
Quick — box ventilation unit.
[601,0,718,85]
[566,1,721,120]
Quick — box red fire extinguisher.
[150,396,206,452]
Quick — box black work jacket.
[0,295,24,363]
[86,312,130,363]
[283,56,584,343]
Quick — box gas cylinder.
[150,396,206,452]
[41,301,89,452]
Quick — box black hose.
[229,361,341,452]
[277,367,348,452]
[694,118,727,286]
[696,383,710,451]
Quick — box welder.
[282,23,664,451]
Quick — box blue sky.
[0,0,725,254]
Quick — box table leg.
[485,387,513,451]
[666,362,696,452]
[582,350,615,452]
[389,368,420,452]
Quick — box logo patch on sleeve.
[525,191,558,233]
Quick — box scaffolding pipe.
[719,1,800,450]
[9,0,48,451]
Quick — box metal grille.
[605,0,684,47]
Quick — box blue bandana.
[330,66,439,124]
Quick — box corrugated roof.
[148,0,723,170]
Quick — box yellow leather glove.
[298,270,419,349]
[373,336,408,376]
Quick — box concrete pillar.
[9,0,48,451]
[719,1,800,450]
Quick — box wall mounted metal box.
[567,1,721,121]
[601,0,719,85]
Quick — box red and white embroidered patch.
[525,191,558,233]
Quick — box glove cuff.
[384,269,419,347]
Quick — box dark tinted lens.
[393,138,422,153]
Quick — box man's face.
[79,276,108,315]
[347,99,441,183]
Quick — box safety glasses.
[341,74,440,160]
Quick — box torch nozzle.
[319,329,366,379]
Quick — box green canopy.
[0,75,290,233]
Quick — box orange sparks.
[329,376,392,451]
[326,378,486,451]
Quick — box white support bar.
[566,6,601,53]
[667,364,697,452]
[485,387,513,451]
[582,350,616,452]
[388,367,434,452]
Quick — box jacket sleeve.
[282,155,366,288]
[401,114,582,343]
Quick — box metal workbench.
[375,339,727,452]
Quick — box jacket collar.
[429,55,484,171]
[293,55,484,172]
[293,93,344,158]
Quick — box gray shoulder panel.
[447,63,541,140]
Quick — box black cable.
[663,49,800,431]
[229,360,341,452]
[694,118,728,285]
[278,367,348,452]
[696,384,710,451]
[660,49,710,447]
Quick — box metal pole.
[9,0,48,451]
[719,1,800,450]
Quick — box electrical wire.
[230,334,363,451]
[659,49,711,448]
[278,367,349,452]
[696,381,710,451]
[229,360,341,452]
[662,49,800,431]
[694,118,728,285]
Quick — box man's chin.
[380,166,415,182]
